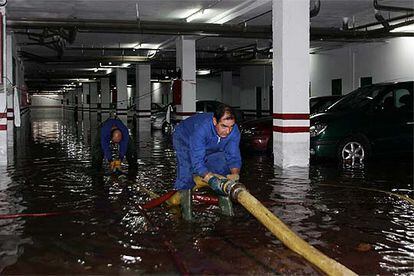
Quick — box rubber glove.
[109,160,122,172]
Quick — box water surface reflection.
[0,108,412,274]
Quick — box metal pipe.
[7,18,271,39]
[373,0,414,13]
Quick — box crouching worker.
[92,117,137,173]
[169,104,242,220]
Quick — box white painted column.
[100,78,110,120]
[5,32,13,142]
[273,0,310,168]
[82,83,90,122]
[221,71,232,105]
[134,64,151,118]
[76,86,82,120]
[0,8,7,164]
[176,36,196,120]
[116,68,128,124]
[89,82,98,113]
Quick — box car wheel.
[337,136,370,166]
[162,122,171,135]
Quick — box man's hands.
[109,160,122,172]
[226,174,240,182]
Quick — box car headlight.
[310,123,327,137]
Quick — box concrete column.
[89,82,98,113]
[135,64,151,132]
[273,0,310,168]
[116,68,128,124]
[221,71,232,105]
[82,83,90,121]
[0,8,7,163]
[5,32,13,152]
[76,86,82,120]
[176,36,196,120]
[100,78,110,120]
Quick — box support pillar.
[175,36,196,120]
[89,82,98,113]
[272,0,310,168]
[221,71,232,105]
[135,64,151,134]
[116,68,128,124]
[82,83,90,121]
[100,78,110,120]
[0,8,7,164]
[76,86,82,120]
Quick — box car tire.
[337,135,370,166]
[162,122,171,135]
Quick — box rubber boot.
[180,189,193,221]
[218,195,234,216]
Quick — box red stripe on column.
[273,113,309,120]
[7,108,13,112]
[273,126,309,133]
[0,125,7,130]
[176,112,196,116]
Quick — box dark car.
[240,116,272,152]
[310,95,341,115]
[310,81,413,165]
[240,97,341,152]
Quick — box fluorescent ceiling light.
[99,62,131,68]
[186,9,211,22]
[390,24,414,32]
[196,69,211,75]
[208,0,269,24]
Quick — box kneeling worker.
[92,117,136,173]
[170,104,242,220]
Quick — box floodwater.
[1,108,413,275]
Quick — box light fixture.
[186,9,210,22]
[99,62,131,68]
[196,69,211,75]
[390,24,414,33]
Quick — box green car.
[310,81,413,165]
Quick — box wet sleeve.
[117,121,130,160]
[224,125,242,169]
[189,125,209,177]
[100,122,112,161]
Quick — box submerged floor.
[0,109,413,275]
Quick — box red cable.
[0,210,84,219]
[142,190,177,209]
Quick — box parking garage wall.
[239,65,272,118]
[196,75,241,106]
[310,37,414,97]
[31,94,63,108]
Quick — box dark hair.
[214,104,235,122]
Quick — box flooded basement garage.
[0,109,412,275]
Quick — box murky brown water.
[1,109,413,275]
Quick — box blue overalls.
[173,113,242,190]
[100,118,129,161]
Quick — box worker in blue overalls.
[169,104,242,220]
[92,116,137,173]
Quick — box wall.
[239,65,272,115]
[31,94,63,107]
[310,37,414,97]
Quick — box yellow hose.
[236,189,357,276]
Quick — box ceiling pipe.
[8,18,271,39]
[310,0,321,18]
[373,0,414,13]
[349,13,413,30]
[374,10,390,30]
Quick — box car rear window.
[328,86,384,112]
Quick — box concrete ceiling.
[4,0,414,93]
